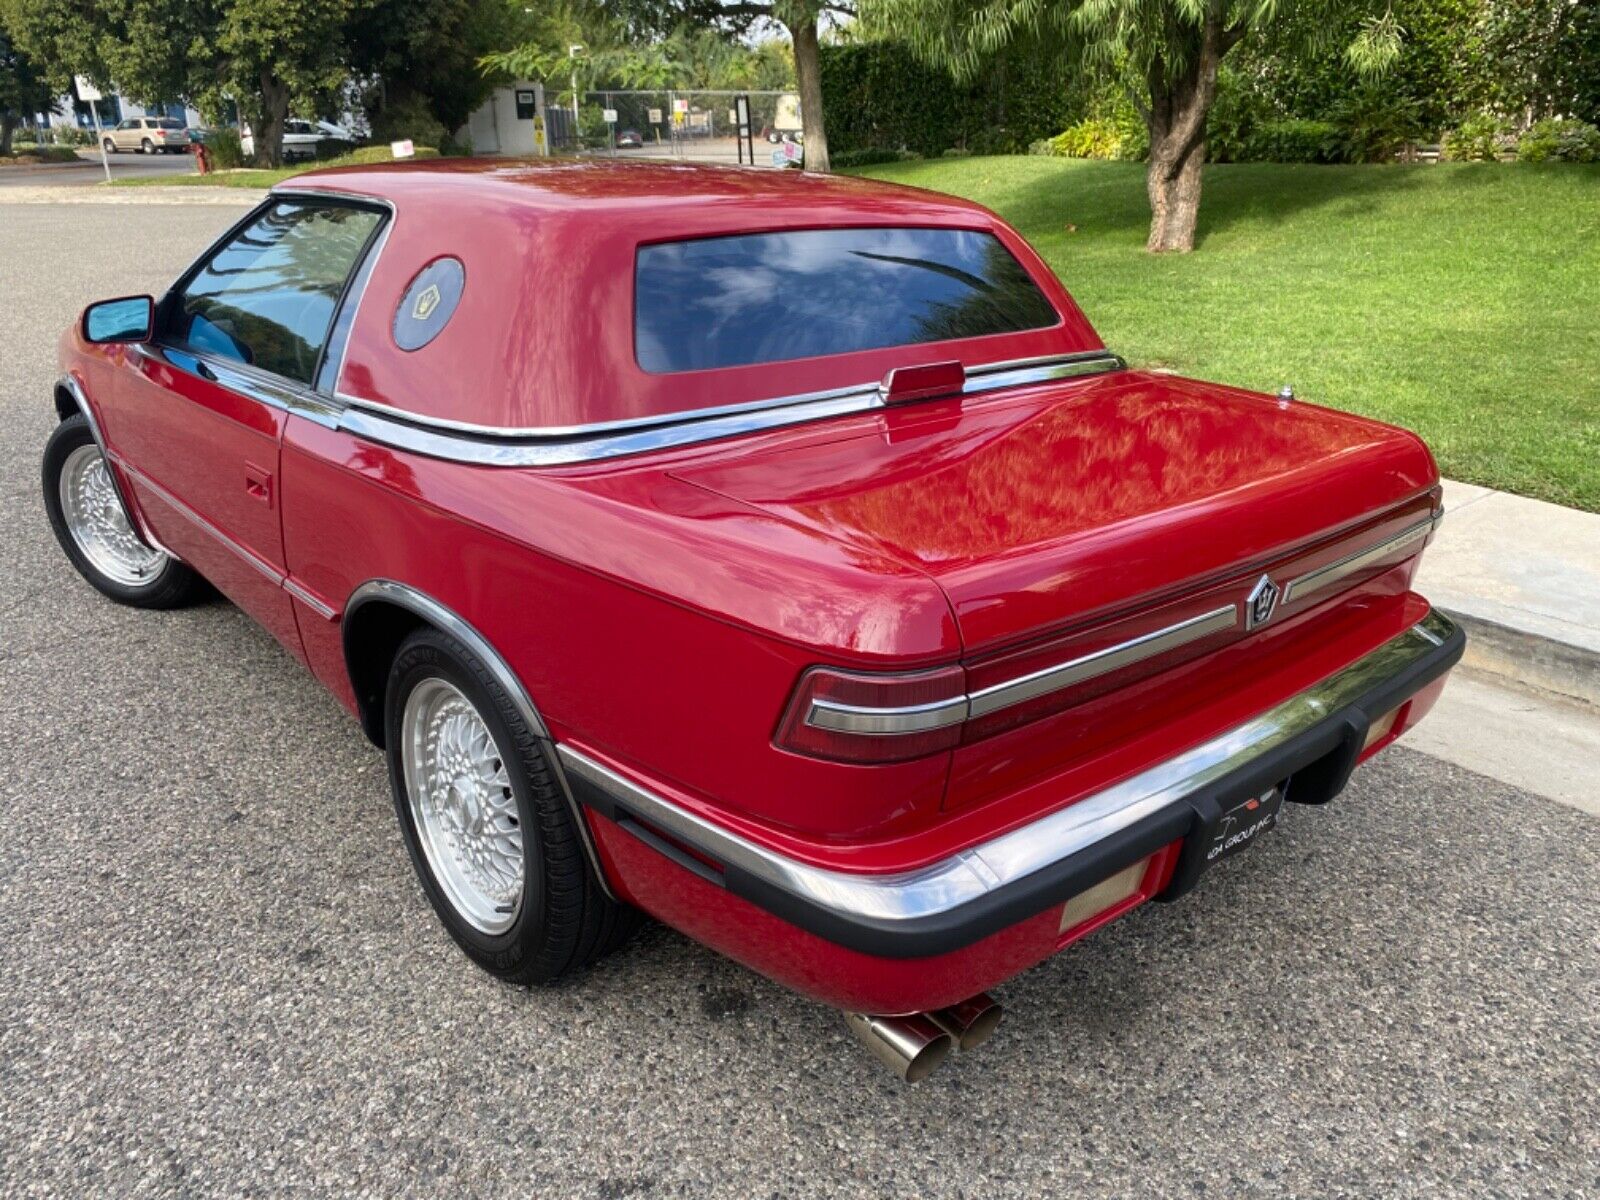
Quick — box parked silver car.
[103,117,191,154]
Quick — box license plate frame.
[1201,785,1285,866]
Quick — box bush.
[1516,117,1600,162]
[940,146,972,158]
[206,127,246,169]
[1034,103,1148,162]
[1247,118,1341,163]
[831,147,922,168]
[370,94,448,154]
[1442,111,1513,161]
[332,144,441,164]
[1321,88,1426,162]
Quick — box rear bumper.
[562,610,1463,965]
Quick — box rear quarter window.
[634,227,1060,374]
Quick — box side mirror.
[83,295,154,344]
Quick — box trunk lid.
[674,370,1439,654]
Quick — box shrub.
[1322,88,1426,162]
[1035,107,1148,162]
[1516,117,1600,162]
[832,147,922,168]
[1245,118,1341,162]
[370,94,448,154]
[206,127,246,169]
[333,144,441,164]
[940,146,972,158]
[1442,111,1513,161]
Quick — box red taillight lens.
[775,664,967,763]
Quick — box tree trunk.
[790,14,830,173]
[253,71,291,168]
[1140,11,1236,253]
[0,114,17,158]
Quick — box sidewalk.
[1419,480,1600,707]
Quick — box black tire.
[102,138,115,154]
[384,627,640,984]
[42,414,202,609]
[141,138,155,154]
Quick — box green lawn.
[853,158,1600,512]
[108,145,441,189]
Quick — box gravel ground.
[1,204,1596,1199]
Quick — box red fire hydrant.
[192,142,211,175]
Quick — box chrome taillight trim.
[806,694,970,735]
[1282,516,1435,605]
[801,603,1240,737]
[559,611,1461,928]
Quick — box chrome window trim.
[1283,516,1435,605]
[332,350,1127,468]
[558,611,1459,926]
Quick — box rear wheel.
[102,138,115,154]
[141,138,154,154]
[42,415,201,609]
[385,627,639,983]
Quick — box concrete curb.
[1420,481,1600,710]
[0,186,265,205]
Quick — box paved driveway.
[1,202,1595,1198]
[0,150,198,188]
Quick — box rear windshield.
[634,227,1059,374]
[156,119,184,129]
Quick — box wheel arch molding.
[340,580,616,901]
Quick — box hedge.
[820,41,1086,158]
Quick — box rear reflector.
[1362,704,1403,751]
[1058,857,1148,934]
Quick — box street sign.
[603,108,618,123]
[74,76,102,102]
[391,139,415,158]
[76,76,110,182]
[673,98,689,114]
[648,107,662,123]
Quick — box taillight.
[775,664,966,763]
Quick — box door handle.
[244,464,272,506]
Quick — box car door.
[107,199,387,653]
[111,119,136,150]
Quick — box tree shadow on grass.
[1004,160,1510,251]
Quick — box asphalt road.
[0,149,198,188]
[1,202,1596,1198]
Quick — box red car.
[42,160,1462,1081]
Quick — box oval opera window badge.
[394,257,465,351]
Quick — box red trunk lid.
[676,370,1439,654]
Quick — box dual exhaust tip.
[845,994,1003,1082]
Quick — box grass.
[0,145,82,165]
[108,144,441,189]
[852,158,1600,511]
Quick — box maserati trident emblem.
[1245,575,1280,629]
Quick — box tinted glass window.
[156,118,183,130]
[169,202,383,384]
[635,227,1058,374]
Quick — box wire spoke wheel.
[401,677,525,934]
[57,443,167,587]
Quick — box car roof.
[278,160,1101,433]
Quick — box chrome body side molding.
[558,611,1462,945]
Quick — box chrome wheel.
[57,443,167,587]
[401,677,525,934]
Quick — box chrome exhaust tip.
[928,993,1004,1051]
[844,1011,954,1082]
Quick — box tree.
[5,0,359,167]
[0,17,56,154]
[865,0,1400,251]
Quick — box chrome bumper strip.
[559,611,1460,938]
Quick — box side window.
[167,201,384,386]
